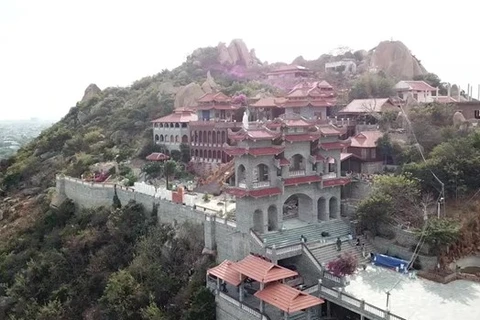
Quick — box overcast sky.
[1,0,478,120]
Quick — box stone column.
[336,156,341,177]
[239,282,244,302]
[312,198,318,223]
[259,283,265,312]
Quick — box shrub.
[326,252,359,277]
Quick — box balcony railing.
[288,170,306,177]
[322,172,337,179]
[252,181,271,189]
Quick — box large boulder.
[81,84,101,104]
[201,71,218,93]
[216,39,261,68]
[174,82,205,109]
[368,41,427,79]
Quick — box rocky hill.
[365,40,427,79]
[0,37,457,319]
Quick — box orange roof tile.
[254,282,324,313]
[231,255,298,283]
[207,260,245,286]
[350,130,383,148]
[151,110,198,123]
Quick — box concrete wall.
[371,236,437,270]
[57,175,246,262]
[216,296,260,320]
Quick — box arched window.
[170,135,174,143]
[182,135,188,143]
[159,135,164,142]
[175,135,179,143]
[208,150,212,159]
[154,134,159,141]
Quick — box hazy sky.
[1,0,478,120]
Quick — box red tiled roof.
[224,146,285,157]
[282,100,335,108]
[229,127,281,141]
[250,97,287,108]
[146,153,170,161]
[284,175,322,186]
[350,131,383,148]
[151,111,198,123]
[232,255,298,283]
[207,260,245,286]
[323,177,351,187]
[195,104,240,111]
[197,92,231,103]
[339,98,396,114]
[285,134,320,142]
[279,158,290,166]
[249,187,282,198]
[254,282,324,313]
[318,125,345,136]
[320,141,350,150]
[435,96,457,104]
[395,80,436,92]
[225,187,282,198]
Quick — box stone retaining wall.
[56,175,242,261]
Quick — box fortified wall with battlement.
[55,175,256,262]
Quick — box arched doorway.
[283,194,313,221]
[237,164,246,187]
[253,209,263,233]
[267,205,278,231]
[329,197,339,219]
[254,163,269,187]
[318,197,327,221]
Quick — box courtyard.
[345,266,480,320]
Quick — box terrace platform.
[345,265,480,320]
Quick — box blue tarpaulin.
[372,254,409,273]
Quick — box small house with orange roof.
[344,130,385,173]
[394,80,438,103]
[207,254,324,319]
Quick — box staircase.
[262,219,351,248]
[201,160,234,186]
[307,235,375,266]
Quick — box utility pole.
[386,291,391,311]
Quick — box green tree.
[142,162,163,179]
[413,73,447,95]
[163,160,177,190]
[100,269,142,320]
[417,218,460,268]
[113,186,122,209]
[184,287,216,320]
[348,73,395,100]
[179,143,191,163]
[36,299,66,320]
[357,193,394,236]
[372,174,422,225]
[140,299,165,320]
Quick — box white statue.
[242,110,249,130]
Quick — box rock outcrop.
[217,39,261,68]
[201,71,219,93]
[174,82,205,109]
[367,41,427,79]
[81,84,101,104]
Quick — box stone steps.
[262,219,351,248]
[308,236,375,266]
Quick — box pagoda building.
[189,92,244,165]
[281,80,336,119]
[224,112,351,234]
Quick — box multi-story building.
[189,92,243,166]
[266,65,312,79]
[224,112,351,234]
[151,108,197,151]
[394,80,438,103]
